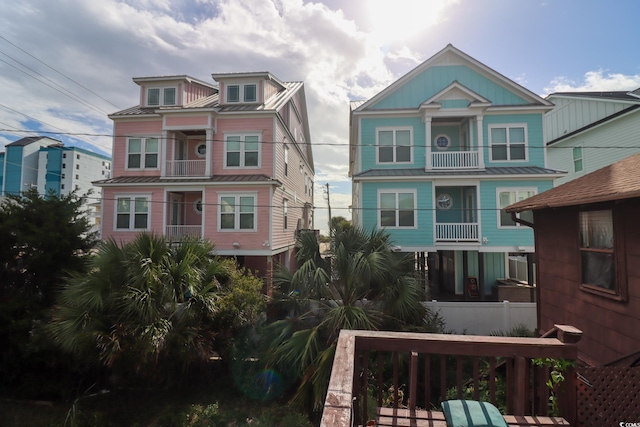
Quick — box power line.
[0,34,121,110]
[3,127,640,149]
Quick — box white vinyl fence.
[423,300,536,336]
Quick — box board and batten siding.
[545,96,633,142]
[547,110,640,185]
[370,65,529,110]
[358,116,425,172]
[478,179,554,248]
[360,180,433,249]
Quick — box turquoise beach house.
[349,45,563,299]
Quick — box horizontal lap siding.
[483,114,545,168]
[101,187,165,245]
[359,116,425,172]
[479,179,553,248]
[361,181,433,248]
[214,117,274,175]
[202,186,270,251]
[112,120,163,177]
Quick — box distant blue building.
[1,136,111,230]
[349,45,564,299]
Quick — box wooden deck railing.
[321,325,582,427]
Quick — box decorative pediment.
[420,81,491,111]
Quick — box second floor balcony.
[165,159,207,177]
[431,150,479,169]
[435,222,479,242]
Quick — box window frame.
[218,193,257,232]
[114,194,151,231]
[146,86,177,107]
[573,146,583,172]
[283,199,288,230]
[223,133,261,169]
[578,207,627,301]
[284,143,289,176]
[488,123,528,162]
[376,127,413,164]
[126,137,160,170]
[225,83,258,104]
[377,189,417,229]
[497,188,537,228]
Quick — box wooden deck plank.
[375,408,570,427]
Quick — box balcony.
[436,222,479,242]
[166,225,202,241]
[432,151,479,169]
[165,159,206,177]
[321,325,582,427]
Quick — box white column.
[205,128,213,176]
[476,116,485,169]
[424,116,432,170]
[161,130,169,176]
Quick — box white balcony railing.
[165,160,206,177]
[431,151,479,169]
[166,225,202,241]
[435,222,479,241]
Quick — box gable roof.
[132,75,217,89]
[546,89,640,103]
[354,44,553,112]
[506,152,640,212]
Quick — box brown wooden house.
[506,153,640,367]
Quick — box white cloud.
[544,70,640,95]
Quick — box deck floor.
[374,408,570,427]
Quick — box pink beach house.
[95,72,315,285]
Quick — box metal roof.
[353,166,565,179]
[5,136,61,147]
[507,152,640,212]
[94,174,281,186]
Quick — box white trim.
[217,192,258,232]
[496,187,537,229]
[195,142,206,158]
[225,82,259,104]
[377,189,418,229]
[146,85,178,107]
[113,193,152,231]
[434,134,451,151]
[223,132,262,169]
[375,126,413,164]
[125,136,161,170]
[488,123,528,162]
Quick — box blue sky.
[1,0,639,233]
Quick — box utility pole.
[325,183,332,232]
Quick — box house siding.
[370,65,529,110]
[535,201,640,365]
[547,110,640,185]
[360,116,425,171]
[483,113,544,167]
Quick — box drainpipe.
[510,211,534,228]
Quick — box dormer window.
[147,87,177,107]
[226,83,258,103]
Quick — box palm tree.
[262,226,425,410]
[50,233,264,386]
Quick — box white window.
[244,84,257,102]
[378,190,416,228]
[147,87,177,107]
[116,196,149,230]
[225,134,260,168]
[573,146,583,172]
[304,173,308,195]
[226,83,258,103]
[127,137,159,169]
[195,143,206,158]
[377,128,412,163]
[498,189,536,227]
[219,194,256,231]
[283,199,288,229]
[489,124,527,161]
[284,144,289,176]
